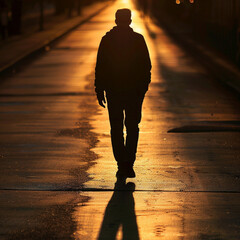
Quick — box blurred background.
[0,0,108,36]
[1,0,239,67]
[134,0,240,67]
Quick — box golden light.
[189,0,194,3]
[176,0,181,4]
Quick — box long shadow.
[98,180,139,240]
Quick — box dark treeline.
[136,0,240,66]
[0,0,107,37]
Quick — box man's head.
[115,8,132,26]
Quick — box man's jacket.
[95,26,151,94]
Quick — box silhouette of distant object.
[95,8,151,178]
[98,181,139,240]
[0,1,8,40]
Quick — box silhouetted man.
[95,8,151,178]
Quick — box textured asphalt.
[0,0,240,239]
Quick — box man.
[95,8,151,178]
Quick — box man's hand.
[97,91,106,108]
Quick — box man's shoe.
[116,169,127,177]
[125,162,136,178]
[127,166,136,178]
[116,162,136,178]
[116,162,128,177]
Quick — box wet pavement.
[1,0,240,239]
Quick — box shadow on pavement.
[98,180,139,240]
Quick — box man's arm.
[138,35,152,93]
[95,37,107,108]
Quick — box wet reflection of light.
[73,192,214,240]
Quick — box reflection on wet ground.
[72,191,240,240]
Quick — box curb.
[0,2,112,76]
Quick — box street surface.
[1,0,240,239]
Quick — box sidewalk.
[0,1,112,75]
[0,0,240,238]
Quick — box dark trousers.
[106,92,144,165]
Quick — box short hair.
[115,8,131,23]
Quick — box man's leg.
[106,93,125,167]
[125,94,144,171]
